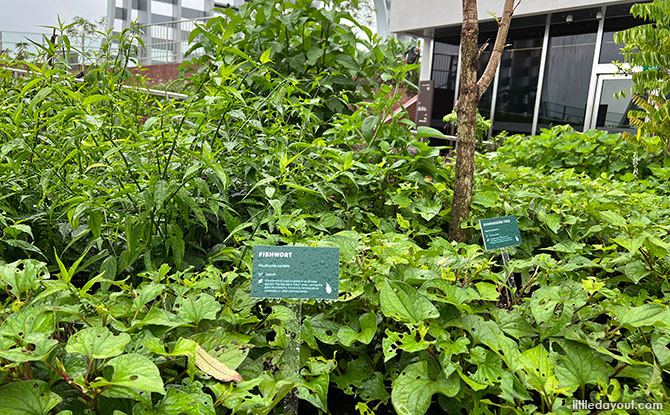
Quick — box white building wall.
[390,0,631,35]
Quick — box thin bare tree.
[449,0,518,242]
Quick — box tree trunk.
[448,0,479,243]
[448,0,515,243]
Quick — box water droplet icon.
[325,283,332,294]
[258,279,263,284]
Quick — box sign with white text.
[251,245,339,300]
[415,80,435,126]
[479,215,522,251]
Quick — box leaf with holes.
[92,353,165,398]
[381,279,439,324]
[0,307,54,338]
[391,361,459,415]
[519,345,560,396]
[0,333,57,362]
[0,381,62,415]
[66,327,131,360]
[0,259,49,300]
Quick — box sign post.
[479,216,522,306]
[415,80,435,127]
[283,301,302,415]
[251,245,340,414]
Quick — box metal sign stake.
[499,247,516,307]
[283,300,302,415]
[501,247,516,288]
[251,245,339,415]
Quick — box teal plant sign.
[251,246,340,300]
[479,215,522,251]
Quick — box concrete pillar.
[419,37,433,81]
[141,0,153,64]
[106,0,116,31]
[122,0,131,29]
[204,0,215,16]
[373,0,390,37]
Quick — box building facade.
[106,0,247,64]
[389,0,646,136]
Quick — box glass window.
[538,8,600,130]
[599,3,647,64]
[594,77,636,133]
[476,24,498,119]
[132,0,148,10]
[430,40,459,130]
[493,24,544,134]
[182,7,207,19]
[151,14,173,24]
[477,49,492,119]
[115,7,128,20]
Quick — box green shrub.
[1,5,669,415]
[442,110,492,141]
[496,124,662,179]
[614,0,670,157]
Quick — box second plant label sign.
[479,215,522,251]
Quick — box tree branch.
[476,41,490,62]
[476,0,515,100]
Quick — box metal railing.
[1,18,209,68]
[138,17,213,66]
[0,30,103,68]
[0,30,47,56]
[1,65,187,100]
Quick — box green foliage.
[1,3,670,414]
[496,125,659,179]
[443,109,492,141]
[185,0,406,121]
[614,0,670,156]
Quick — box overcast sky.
[0,0,106,34]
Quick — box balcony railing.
[0,30,103,69]
[0,30,46,56]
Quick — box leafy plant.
[185,0,407,121]
[1,2,670,414]
[443,109,493,142]
[615,0,670,157]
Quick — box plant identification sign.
[479,215,522,251]
[251,245,339,300]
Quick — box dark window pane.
[115,7,127,20]
[493,24,544,134]
[182,7,206,19]
[430,40,459,129]
[594,78,635,133]
[605,2,639,18]
[132,0,147,10]
[599,3,647,64]
[538,10,599,130]
[151,14,173,23]
[550,7,601,25]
